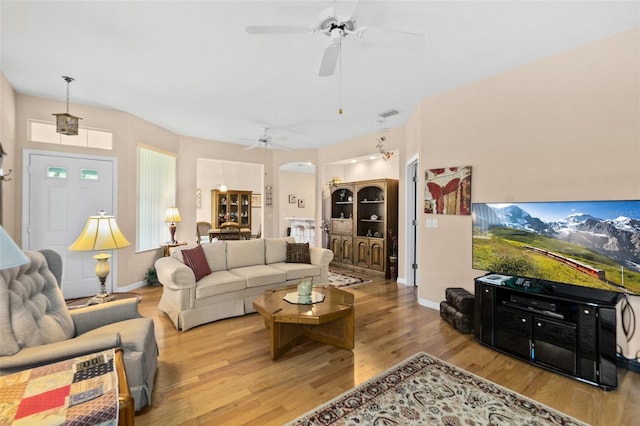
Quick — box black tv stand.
[474,274,620,390]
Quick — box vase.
[389,256,398,281]
[297,279,312,297]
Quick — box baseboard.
[418,297,439,311]
[617,354,640,373]
[115,280,150,293]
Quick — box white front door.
[25,151,116,299]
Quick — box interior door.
[408,159,419,286]
[26,151,116,299]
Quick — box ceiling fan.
[241,128,291,151]
[246,1,424,77]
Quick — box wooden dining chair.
[219,221,241,240]
[196,221,212,244]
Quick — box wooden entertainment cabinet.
[474,274,620,390]
[328,179,398,278]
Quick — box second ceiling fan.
[241,128,291,151]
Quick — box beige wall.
[13,94,181,289]
[408,28,640,306]
[279,170,316,237]
[196,158,263,236]
[0,72,18,235]
[3,28,638,298]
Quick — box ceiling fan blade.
[334,0,360,21]
[363,25,426,39]
[246,25,312,35]
[318,41,340,77]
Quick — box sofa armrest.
[310,246,334,284]
[155,256,197,290]
[71,299,142,336]
[310,246,334,266]
[0,331,121,374]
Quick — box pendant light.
[376,110,398,161]
[338,41,343,115]
[53,76,82,135]
[219,161,228,192]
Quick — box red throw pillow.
[181,245,211,281]
[286,242,311,264]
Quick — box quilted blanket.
[0,349,119,425]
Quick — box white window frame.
[137,145,177,252]
[28,119,113,150]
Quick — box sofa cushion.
[226,239,265,269]
[170,243,197,263]
[270,262,321,281]
[265,237,295,264]
[182,245,211,282]
[286,242,311,264]
[195,271,246,299]
[229,265,287,288]
[202,241,227,272]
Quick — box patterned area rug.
[328,270,372,288]
[287,352,588,426]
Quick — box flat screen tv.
[472,200,640,296]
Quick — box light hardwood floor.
[134,269,639,425]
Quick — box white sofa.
[155,237,334,331]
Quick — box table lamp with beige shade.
[164,206,182,244]
[68,211,131,304]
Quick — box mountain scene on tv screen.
[472,201,640,295]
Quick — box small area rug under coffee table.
[328,270,371,288]
[287,352,587,426]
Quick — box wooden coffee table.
[253,285,355,360]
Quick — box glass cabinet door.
[229,193,239,223]
[239,193,250,226]
[218,193,228,225]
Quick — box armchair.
[0,250,157,411]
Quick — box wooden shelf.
[329,179,398,278]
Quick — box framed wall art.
[424,166,472,215]
[288,194,297,204]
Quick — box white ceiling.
[1,1,638,150]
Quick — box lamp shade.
[69,212,131,252]
[0,225,28,269]
[164,206,182,223]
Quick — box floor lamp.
[68,211,131,304]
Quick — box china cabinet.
[211,189,252,229]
